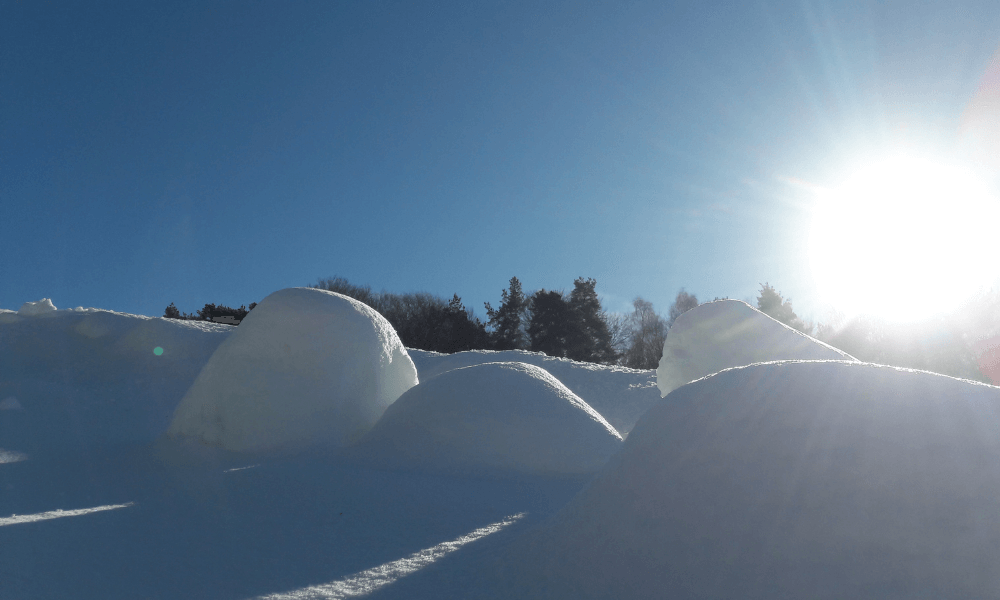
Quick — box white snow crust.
[167,287,418,453]
[17,298,57,316]
[486,360,1000,599]
[1,305,100,324]
[657,299,855,397]
[351,361,623,475]
[407,348,660,435]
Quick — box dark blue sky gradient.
[3,1,998,321]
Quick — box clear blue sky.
[3,0,998,323]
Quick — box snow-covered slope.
[484,360,1000,599]
[0,302,232,453]
[168,288,418,453]
[350,362,623,476]
[657,299,855,397]
[407,349,660,435]
[6,294,1000,599]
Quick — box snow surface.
[5,294,1000,599]
[481,360,1000,599]
[657,299,855,397]
[0,305,232,453]
[1,304,94,324]
[350,362,622,476]
[168,288,418,453]
[407,348,660,435]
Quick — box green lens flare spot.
[153,346,164,356]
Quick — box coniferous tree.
[165,301,256,323]
[439,294,490,353]
[313,277,490,353]
[485,276,529,350]
[382,292,445,350]
[757,283,810,333]
[567,277,617,364]
[196,303,219,321]
[528,289,574,357]
[164,302,182,319]
[195,303,213,321]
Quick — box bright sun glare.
[809,153,999,322]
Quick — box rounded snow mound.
[18,298,57,316]
[352,361,623,475]
[168,287,418,453]
[490,361,1000,599]
[407,348,659,436]
[657,299,854,397]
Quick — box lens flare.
[809,153,999,321]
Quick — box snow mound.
[18,298,57,315]
[352,361,622,475]
[657,299,854,397]
[490,361,1000,599]
[407,348,660,435]
[0,309,232,452]
[168,287,418,453]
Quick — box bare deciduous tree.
[667,289,699,327]
[623,297,668,369]
[603,311,631,361]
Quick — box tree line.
[162,278,796,370]
[162,278,997,382]
[750,282,995,384]
[163,302,258,323]
[310,275,704,369]
[812,293,998,384]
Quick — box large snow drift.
[488,361,1000,599]
[0,304,231,452]
[351,362,623,475]
[657,299,854,397]
[168,287,418,453]
[407,349,660,435]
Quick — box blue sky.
[3,0,998,323]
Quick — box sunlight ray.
[0,502,134,527]
[253,512,526,600]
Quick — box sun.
[809,153,999,322]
